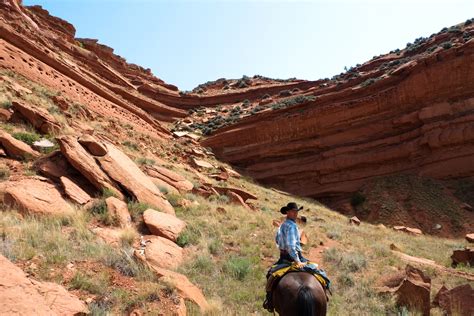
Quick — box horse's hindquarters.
[273,272,327,316]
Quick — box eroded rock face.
[143,209,186,242]
[4,178,75,216]
[202,40,474,208]
[0,254,88,315]
[97,143,174,214]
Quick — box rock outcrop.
[433,284,474,316]
[4,178,75,216]
[202,34,474,210]
[97,143,175,214]
[143,209,186,242]
[11,101,61,134]
[105,196,132,228]
[378,265,431,316]
[0,130,40,160]
[143,165,193,192]
[141,235,183,270]
[0,254,88,315]
[57,135,123,199]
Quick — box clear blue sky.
[23,0,473,91]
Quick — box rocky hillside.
[0,1,473,315]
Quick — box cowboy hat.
[280,202,303,214]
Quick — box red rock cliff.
[202,26,474,203]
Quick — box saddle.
[265,261,331,296]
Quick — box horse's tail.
[296,285,316,315]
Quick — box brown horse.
[272,272,327,316]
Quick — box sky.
[22,0,473,91]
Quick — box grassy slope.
[0,68,472,315]
[172,171,473,315]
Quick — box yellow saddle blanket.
[271,261,328,289]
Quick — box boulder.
[0,254,88,315]
[105,196,132,228]
[77,134,107,156]
[0,130,40,160]
[220,166,241,178]
[92,227,123,247]
[209,170,229,181]
[144,165,193,192]
[393,226,422,235]
[35,151,72,179]
[191,158,214,170]
[143,209,186,242]
[57,136,123,199]
[142,235,183,270]
[433,284,473,316]
[378,265,431,316]
[227,191,252,210]
[31,279,89,315]
[60,176,91,205]
[0,108,12,121]
[11,101,61,134]
[97,143,174,214]
[349,216,361,226]
[4,178,75,216]
[466,233,474,243]
[51,95,69,110]
[149,266,209,313]
[213,186,257,202]
[451,248,474,267]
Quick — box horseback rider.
[263,202,308,312]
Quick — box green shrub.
[208,238,223,255]
[70,271,109,295]
[224,256,252,281]
[136,157,155,166]
[441,41,452,49]
[190,255,214,274]
[123,141,139,151]
[0,99,12,109]
[176,226,201,247]
[279,90,292,97]
[127,201,151,222]
[166,193,182,207]
[102,187,118,198]
[350,192,366,207]
[47,105,61,115]
[90,199,118,226]
[0,167,10,181]
[12,132,40,145]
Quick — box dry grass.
[167,163,473,315]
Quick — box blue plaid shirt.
[275,219,302,262]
